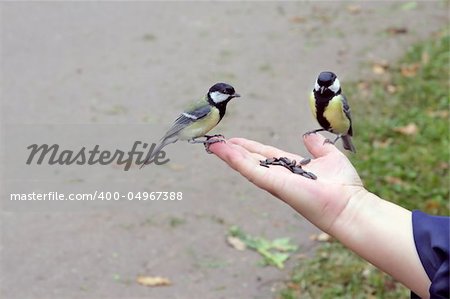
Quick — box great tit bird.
[306,71,356,153]
[141,82,240,168]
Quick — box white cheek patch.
[329,78,340,93]
[314,80,320,91]
[210,91,229,103]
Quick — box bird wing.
[161,102,211,140]
[141,99,212,168]
[341,94,353,136]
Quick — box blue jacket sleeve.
[411,210,449,299]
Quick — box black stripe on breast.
[216,101,228,120]
[207,95,228,121]
[315,97,331,130]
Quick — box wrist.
[326,186,372,239]
[327,189,430,297]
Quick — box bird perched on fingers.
[305,71,356,153]
[140,82,241,168]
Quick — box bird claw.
[303,129,325,138]
[323,135,341,145]
[203,136,226,154]
[303,131,315,138]
[205,134,225,140]
[323,138,334,145]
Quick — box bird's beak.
[232,93,241,98]
[320,86,325,94]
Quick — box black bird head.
[208,83,240,105]
[314,71,341,97]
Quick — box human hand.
[210,134,432,297]
[209,133,366,233]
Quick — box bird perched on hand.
[140,82,241,168]
[306,71,356,153]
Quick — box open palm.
[209,134,365,233]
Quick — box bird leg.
[323,134,342,145]
[303,128,326,137]
[188,138,207,144]
[188,136,208,144]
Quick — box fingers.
[228,138,304,161]
[211,135,341,168]
[208,140,268,179]
[208,139,303,196]
[303,133,341,158]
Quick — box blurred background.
[1,2,448,298]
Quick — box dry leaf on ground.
[393,123,419,135]
[372,61,389,75]
[401,63,420,77]
[346,4,361,14]
[136,275,171,287]
[310,232,332,242]
[386,27,408,35]
[227,236,247,251]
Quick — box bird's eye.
[224,87,234,94]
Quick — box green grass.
[280,243,407,299]
[351,31,449,215]
[279,31,449,299]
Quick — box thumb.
[303,133,340,158]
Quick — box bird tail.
[140,135,178,169]
[342,135,356,153]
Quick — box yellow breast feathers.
[323,95,350,134]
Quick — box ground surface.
[1,2,448,299]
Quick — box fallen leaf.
[438,162,449,170]
[372,61,389,75]
[386,27,408,35]
[294,253,308,260]
[426,110,449,118]
[286,282,301,290]
[362,266,374,278]
[393,123,419,135]
[357,81,370,91]
[136,276,171,287]
[309,232,331,242]
[271,238,299,251]
[385,176,406,186]
[346,4,361,14]
[373,138,392,148]
[401,63,420,77]
[227,236,246,251]
[384,278,398,291]
[168,163,186,171]
[142,33,157,42]
[318,232,331,242]
[386,84,397,94]
[228,226,297,269]
[260,252,290,268]
[289,16,307,23]
[425,199,442,212]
